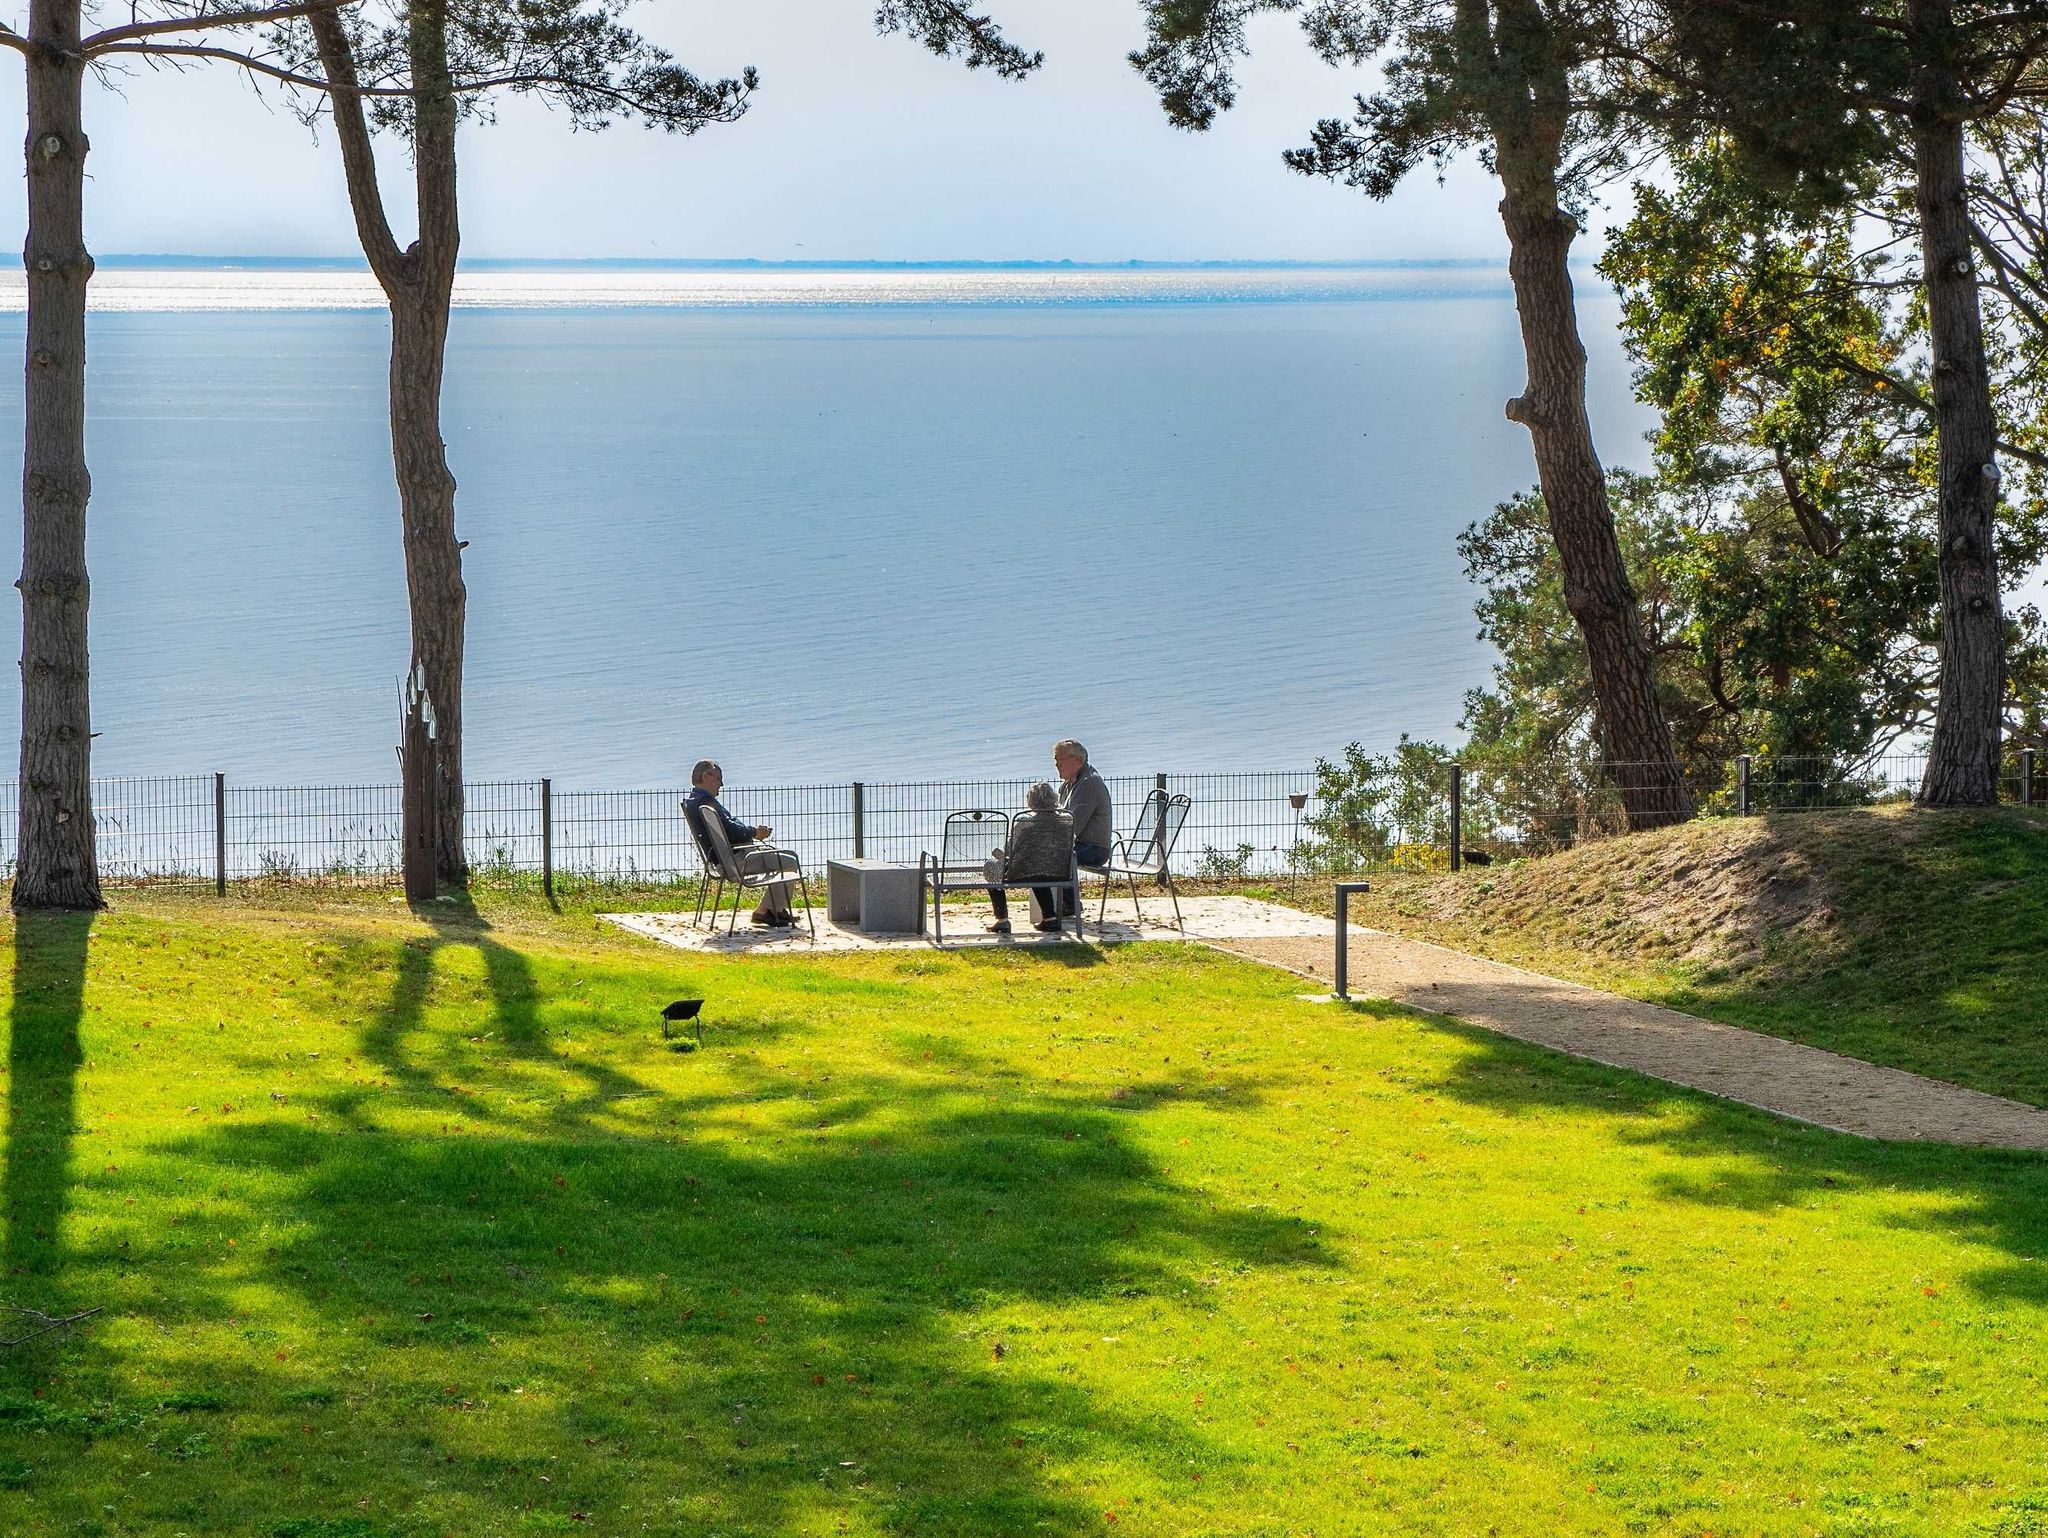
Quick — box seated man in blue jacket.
[683,759,800,927]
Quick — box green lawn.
[2,892,2046,1536]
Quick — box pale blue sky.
[0,0,1527,260]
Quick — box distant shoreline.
[89,255,1511,273]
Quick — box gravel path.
[1220,930,2048,1151]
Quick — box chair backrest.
[692,801,748,881]
[680,799,721,875]
[1120,790,1192,873]
[1000,808,1074,883]
[938,808,1009,873]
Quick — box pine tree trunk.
[1498,188,1693,828]
[388,292,466,883]
[316,0,471,886]
[1912,0,2004,807]
[15,0,103,911]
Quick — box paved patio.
[600,894,1333,954]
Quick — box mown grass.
[1,889,2046,1536]
[1260,805,2048,1107]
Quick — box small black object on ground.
[662,997,705,1052]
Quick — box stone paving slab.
[1220,931,2048,1151]
[600,894,1333,955]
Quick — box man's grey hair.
[1025,780,1058,812]
[690,759,721,787]
[1052,738,1088,764]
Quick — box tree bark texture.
[314,2,469,881]
[15,0,103,910]
[1912,0,2005,806]
[1478,0,1692,829]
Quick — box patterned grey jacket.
[1000,809,1075,882]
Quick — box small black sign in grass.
[661,997,705,1052]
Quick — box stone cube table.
[825,858,926,935]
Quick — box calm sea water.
[0,265,1656,787]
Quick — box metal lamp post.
[1287,791,1308,896]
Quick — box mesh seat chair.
[1090,790,1192,931]
[919,809,1084,945]
[679,801,725,927]
[694,806,816,939]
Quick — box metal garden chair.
[680,801,726,927]
[1090,789,1192,931]
[918,808,1084,945]
[694,806,816,939]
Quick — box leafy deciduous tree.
[1130,0,1696,828]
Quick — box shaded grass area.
[1256,805,2048,1108]
[0,889,2044,1535]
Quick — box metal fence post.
[1333,880,1370,1000]
[1738,754,1751,816]
[2023,747,2036,807]
[852,781,866,858]
[540,778,554,899]
[1154,773,1168,882]
[1449,762,1463,872]
[213,772,226,897]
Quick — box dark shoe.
[769,912,797,928]
[1033,919,1063,933]
[749,910,777,927]
[986,920,1012,935]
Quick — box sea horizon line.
[86,254,1513,272]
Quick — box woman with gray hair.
[983,780,1076,934]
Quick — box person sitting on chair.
[984,781,1076,935]
[1051,738,1112,915]
[683,759,800,927]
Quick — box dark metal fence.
[0,746,2034,893]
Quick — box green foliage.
[276,0,759,138]
[1458,140,2048,815]
[1298,737,1454,870]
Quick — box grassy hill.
[1338,804,2048,1105]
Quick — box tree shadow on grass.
[336,893,665,1133]
[1391,1001,2048,1310]
[3,913,93,1334]
[150,1066,1332,1533]
[60,906,1332,1531]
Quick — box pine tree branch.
[81,0,354,55]
[310,5,406,289]
[90,40,381,91]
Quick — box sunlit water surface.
[0,264,1658,787]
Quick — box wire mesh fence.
[0,744,2035,892]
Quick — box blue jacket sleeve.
[711,796,755,845]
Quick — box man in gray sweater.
[1054,738,1112,869]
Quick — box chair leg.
[1097,869,1109,926]
[1126,867,1145,927]
[1164,867,1184,931]
[728,882,745,936]
[797,873,816,940]
[933,883,943,946]
[692,874,709,926]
